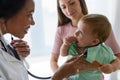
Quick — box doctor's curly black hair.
[0,0,26,20]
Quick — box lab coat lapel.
[1,49,21,62]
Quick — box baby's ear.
[92,39,100,45]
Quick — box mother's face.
[59,0,83,20]
[6,0,35,39]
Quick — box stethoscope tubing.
[27,70,51,79]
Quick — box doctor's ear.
[0,19,7,32]
[0,18,6,24]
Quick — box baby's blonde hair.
[80,14,111,42]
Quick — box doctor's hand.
[10,39,30,58]
[52,55,99,80]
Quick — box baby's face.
[75,21,96,47]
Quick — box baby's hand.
[64,36,77,45]
[98,64,113,74]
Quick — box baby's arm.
[60,42,70,56]
[60,36,77,56]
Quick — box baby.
[52,14,117,80]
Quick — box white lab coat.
[0,49,29,80]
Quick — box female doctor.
[0,0,35,80]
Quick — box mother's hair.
[57,0,88,26]
[0,0,26,20]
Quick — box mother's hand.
[10,39,30,58]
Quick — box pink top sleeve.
[105,30,120,54]
[51,27,63,54]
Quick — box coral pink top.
[52,23,120,54]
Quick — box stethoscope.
[0,29,51,80]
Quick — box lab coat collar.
[1,49,21,62]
